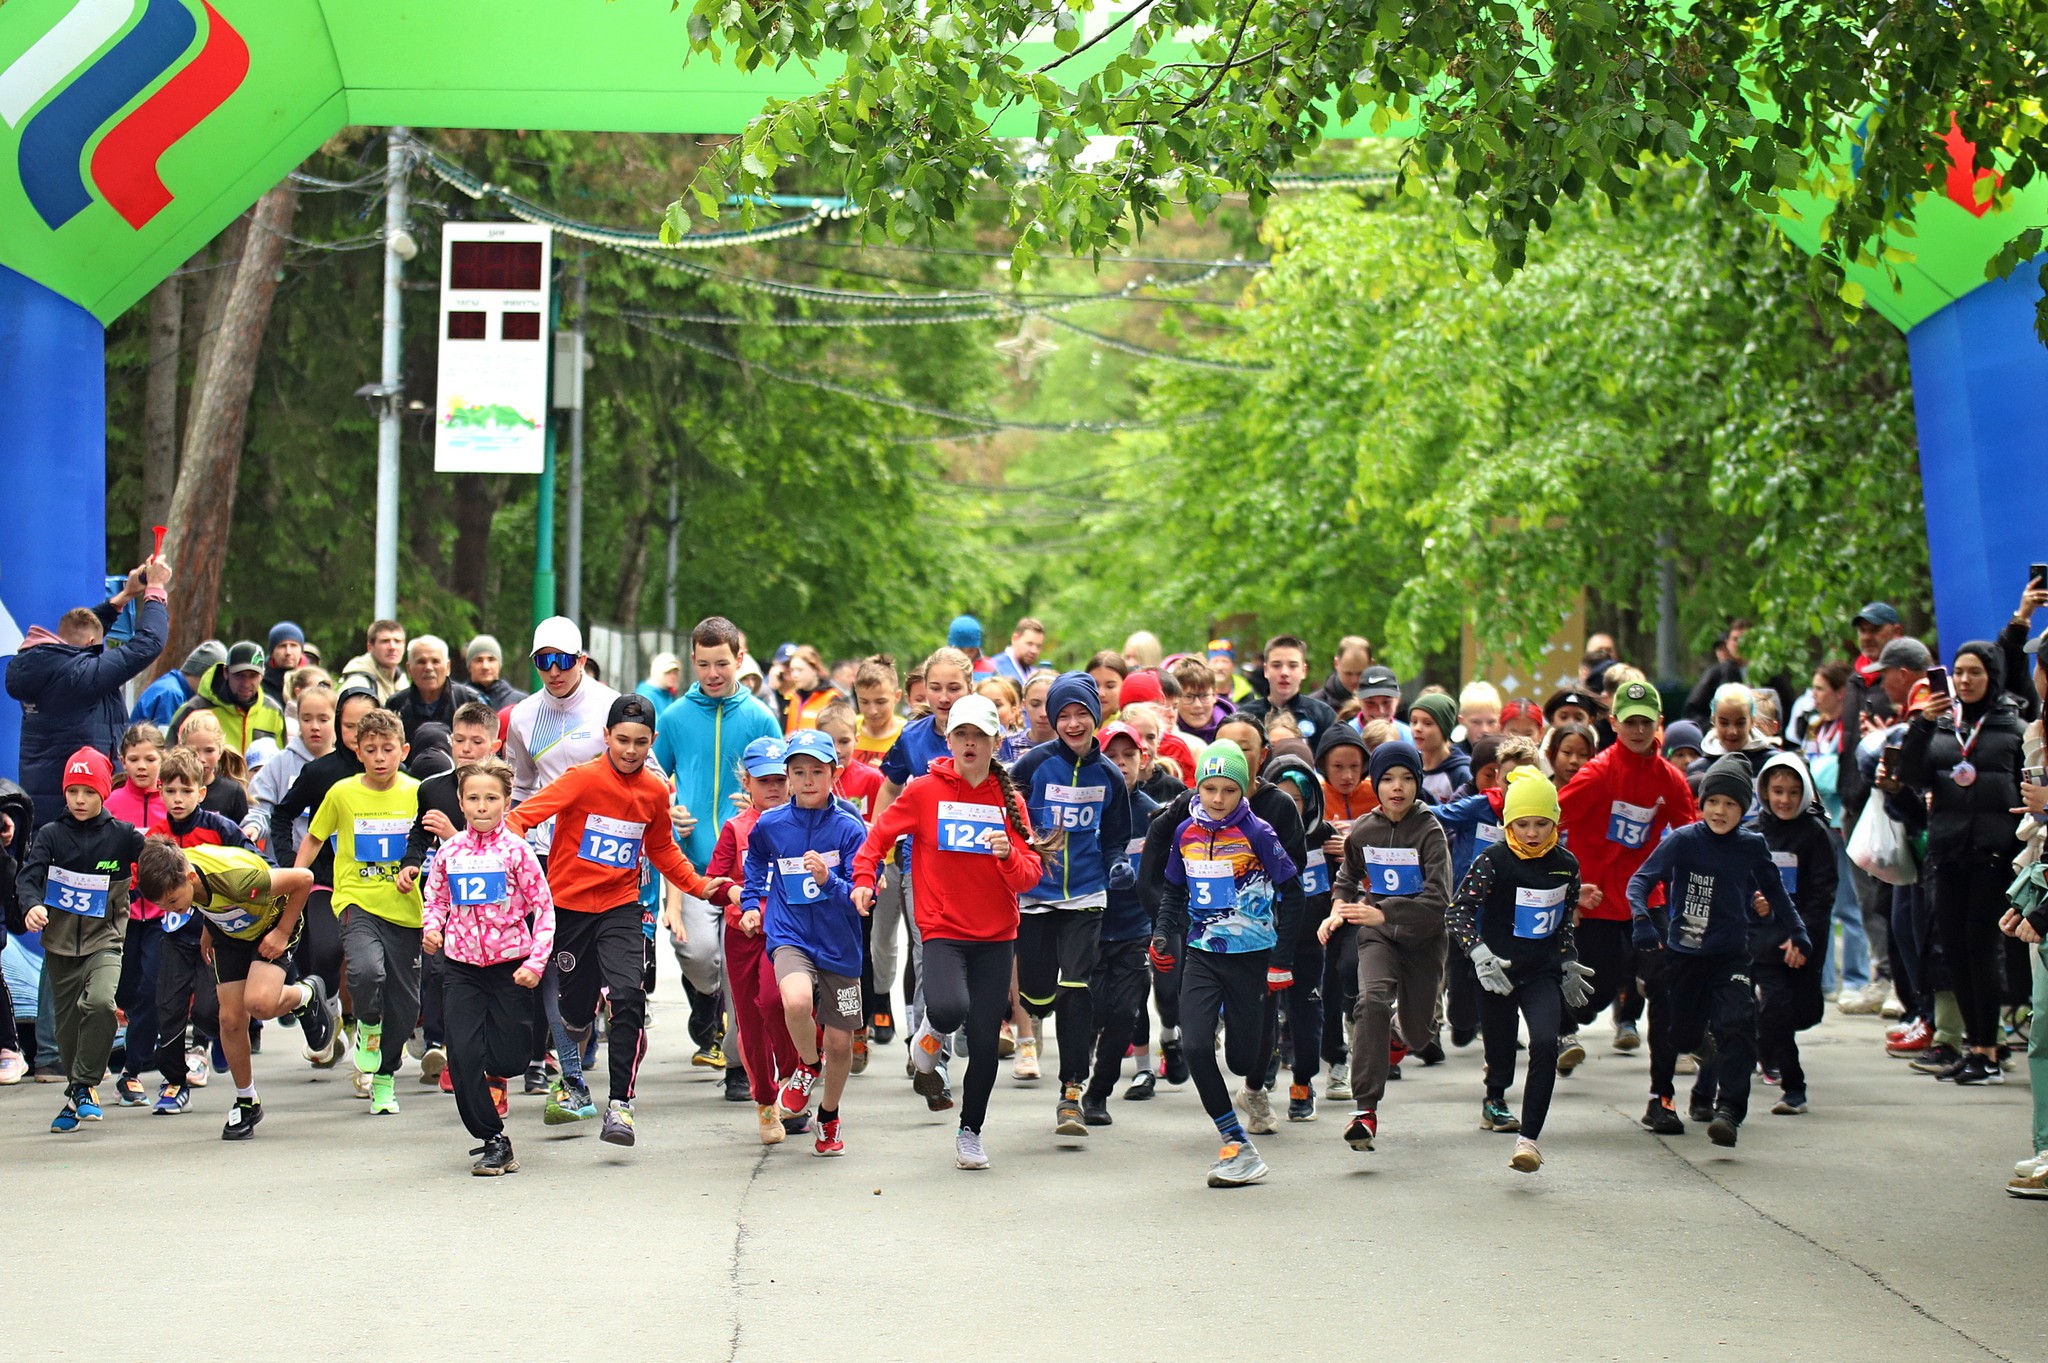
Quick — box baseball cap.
[784,730,838,767]
[532,615,582,657]
[741,736,788,777]
[945,693,1003,736]
[1853,602,1902,628]
[1098,720,1144,751]
[948,615,984,651]
[605,694,659,731]
[1610,680,1663,724]
[1875,636,1933,670]
[1356,665,1401,700]
[1542,688,1605,721]
[225,641,265,675]
[772,642,797,666]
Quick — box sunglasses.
[533,650,581,673]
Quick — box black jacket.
[4,597,167,827]
[18,808,147,955]
[1238,690,1339,744]
[402,768,465,873]
[1897,696,2026,861]
[1839,666,1890,820]
[1446,840,1582,972]
[475,678,528,710]
[1683,658,1749,725]
[388,682,484,739]
[270,746,364,883]
[1313,672,1354,713]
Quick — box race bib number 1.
[579,815,646,868]
[1301,849,1330,897]
[938,802,1004,855]
[352,817,409,864]
[1363,845,1423,896]
[1185,858,1239,911]
[48,866,109,919]
[448,854,509,907]
[1513,884,1567,940]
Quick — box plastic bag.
[1848,794,1918,886]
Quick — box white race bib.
[579,814,646,868]
[777,850,839,903]
[351,817,410,864]
[1363,844,1423,896]
[48,865,110,919]
[1513,883,1567,939]
[937,801,1004,855]
[1185,857,1238,911]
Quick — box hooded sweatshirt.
[852,756,1043,942]
[247,735,322,861]
[1627,816,1807,958]
[650,681,785,869]
[170,663,288,757]
[1314,724,1379,823]
[742,799,871,977]
[1333,803,1452,940]
[18,808,147,956]
[105,782,167,919]
[1010,672,1133,909]
[1556,738,1699,921]
[1264,752,1335,928]
[1752,751,1838,956]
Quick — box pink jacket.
[421,824,554,972]
[105,782,166,920]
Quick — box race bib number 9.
[1513,884,1568,940]
[1607,800,1656,849]
[1363,845,1423,897]
[352,817,410,864]
[48,866,110,919]
[1043,784,1106,831]
[1301,849,1330,897]
[1185,858,1239,911]
[777,851,839,903]
[938,802,1004,855]
[448,854,509,907]
[579,815,646,868]
[1771,850,1799,896]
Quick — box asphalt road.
[5,1002,2043,1363]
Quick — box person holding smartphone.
[1897,642,2026,1086]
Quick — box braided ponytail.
[989,759,1064,855]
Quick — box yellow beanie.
[1501,767,1560,826]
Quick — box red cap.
[1098,721,1144,751]
[62,747,113,802]
[1500,699,1544,724]
[1118,669,1165,708]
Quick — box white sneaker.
[1509,1136,1543,1173]
[0,1049,26,1085]
[955,1128,990,1170]
[1238,1086,1277,1135]
[1012,1037,1040,1081]
[2014,1151,2048,1179]
[1675,1052,1699,1075]
[352,1069,374,1099]
[1325,1061,1352,1103]
[1838,982,1884,1016]
[185,1048,210,1087]
[1879,987,1905,1020]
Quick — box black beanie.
[1700,753,1753,813]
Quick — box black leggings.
[1085,937,1150,1102]
[298,890,342,995]
[1570,917,1637,1028]
[1321,923,1358,1065]
[1179,948,1269,1126]
[1480,971,1562,1139]
[920,938,1014,1134]
[1931,852,2014,1049]
[1016,909,1103,1086]
[153,930,220,1085]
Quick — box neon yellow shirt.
[309,774,424,927]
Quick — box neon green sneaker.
[369,1073,400,1115]
[353,1020,384,1075]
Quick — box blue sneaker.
[210,1036,228,1075]
[51,1092,81,1133]
[152,1082,190,1115]
[74,1086,103,1121]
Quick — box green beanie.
[1411,691,1458,741]
[1197,738,1250,794]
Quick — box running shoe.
[1287,1084,1317,1122]
[814,1117,845,1157]
[1556,1034,1587,1075]
[1771,1091,1808,1115]
[1206,1140,1268,1187]
[1955,1054,2006,1086]
[50,1095,80,1134]
[1450,1026,1478,1048]
[440,1065,454,1094]
[692,1041,726,1069]
[871,1011,896,1045]
[470,1134,520,1176]
[406,1034,428,1061]
[2008,1170,2048,1199]
[600,1100,636,1146]
[352,1021,383,1075]
[418,1043,447,1086]
[294,975,334,1057]
[152,1082,190,1114]
[220,1097,262,1141]
[1886,1020,1933,1055]
[1417,1038,1446,1066]
[955,1128,990,1170]
[723,1068,753,1103]
[33,1062,65,1083]
[1480,1098,1520,1132]
[1932,1053,1975,1082]
[1325,1061,1352,1102]
[998,1022,1017,1059]
[1238,1086,1277,1135]
[307,1013,344,1067]
[0,1049,25,1085]
[114,1075,147,1107]
[851,1035,870,1075]
[211,1036,229,1074]
[1641,1097,1685,1135]
[1509,1137,1543,1173]
[546,1079,598,1125]
[1838,981,1886,1015]
[1081,1094,1113,1126]
[1909,1043,1964,1074]
[1388,1036,1410,1068]
[523,1061,549,1095]
[1613,1021,1642,1052]
[1123,1070,1157,1102]
[1012,1037,1040,1081]
[1674,1052,1699,1075]
[777,1062,820,1119]
[1758,1063,1781,1086]
[488,1076,509,1118]
[185,1046,210,1086]
[912,1063,952,1110]
[1688,1096,1715,1126]
[782,1112,812,1136]
[1880,989,1905,1020]
[1706,1110,1739,1146]
[370,1073,400,1115]
[2015,1151,2048,1180]
[1344,1110,1377,1151]
[1387,1063,1402,1082]
[757,1104,786,1145]
[1161,1038,1189,1085]
[1055,1085,1088,1137]
[74,1086,102,1121]
[352,1069,373,1099]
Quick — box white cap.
[945,694,1003,736]
[531,615,582,656]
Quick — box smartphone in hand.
[1925,665,1950,699]
[2031,563,2046,589]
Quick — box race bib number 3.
[579,815,646,868]
[777,851,839,903]
[1043,784,1106,831]
[1301,849,1330,897]
[938,802,1004,855]
[1513,884,1568,940]
[48,866,110,919]
[448,854,509,907]
[1771,850,1799,896]
[352,817,410,865]
[1607,800,1657,849]
[1363,845,1423,897]
[1185,858,1239,911]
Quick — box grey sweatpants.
[343,907,421,1076]
[46,948,121,1088]
[1349,926,1446,1111]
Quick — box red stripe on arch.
[90,1,248,229]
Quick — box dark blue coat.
[5,597,166,827]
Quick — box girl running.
[855,694,1044,1169]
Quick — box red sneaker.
[440,1065,455,1093]
[488,1076,509,1118]
[813,1116,844,1157]
[1344,1109,1378,1151]
[1388,1037,1410,1068]
[776,1063,819,1119]
[1885,1019,1931,1056]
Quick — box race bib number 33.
[579,815,646,868]
[1363,845,1423,897]
[48,866,110,919]
[938,802,1004,855]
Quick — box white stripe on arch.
[0,0,137,126]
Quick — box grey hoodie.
[1334,803,1451,940]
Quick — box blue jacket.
[652,683,783,868]
[878,714,949,788]
[6,596,166,826]
[130,669,194,730]
[741,800,870,977]
[1104,785,1162,942]
[1433,789,1506,885]
[1011,736,1133,906]
[1627,821,1808,957]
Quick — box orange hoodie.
[508,755,713,913]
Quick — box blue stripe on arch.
[18,0,195,230]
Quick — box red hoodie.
[1557,739,1699,921]
[853,757,1042,942]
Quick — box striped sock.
[1213,1111,1248,1143]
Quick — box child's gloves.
[1469,943,1512,995]
[1147,934,1178,974]
[1265,965,1293,994]
[1107,859,1136,891]
[1631,916,1662,952]
[1561,957,1596,1010]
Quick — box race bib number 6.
[48,866,110,919]
[938,802,1005,855]
[1513,883,1567,940]
[1363,845,1423,896]
[777,851,839,902]
[579,815,647,868]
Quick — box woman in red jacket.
[854,695,1045,1170]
